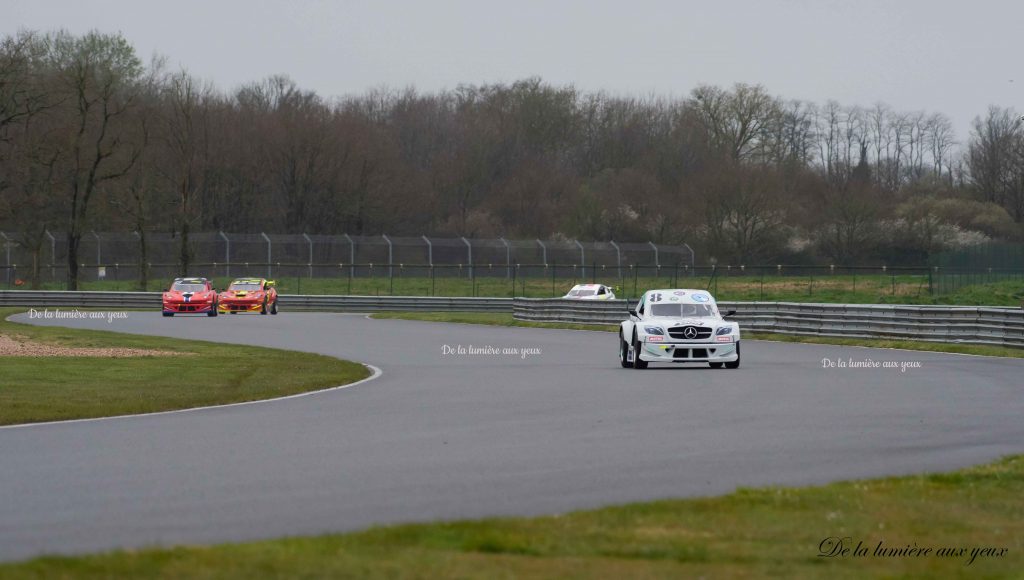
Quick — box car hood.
[644,316,724,327]
[165,291,209,298]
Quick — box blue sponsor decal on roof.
[692,293,709,302]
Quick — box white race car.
[563,283,616,300]
[619,289,740,369]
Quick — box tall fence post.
[461,237,472,279]
[92,231,102,282]
[683,243,695,274]
[574,240,585,280]
[343,233,355,279]
[302,233,313,279]
[499,237,511,279]
[261,232,272,278]
[219,231,231,277]
[45,229,55,282]
[0,232,10,286]
[382,234,393,280]
[536,239,547,267]
[422,235,433,267]
[609,240,622,279]
[649,241,660,269]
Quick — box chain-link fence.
[0,231,694,288]
[2,231,1023,303]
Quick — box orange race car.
[162,277,219,317]
[218,278,278,315]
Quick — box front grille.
[668,326,712,340]
[673,347,715,359]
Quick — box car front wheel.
[725,342,741,369]
[632,333,648,370]
[619,333,633,368]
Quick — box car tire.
[619,333,633,368]
[709,362,723,369]
[270,299,278,315]
[208,305,218,317]
[632,333,648,370]
[725,342,740,369]
[162,312,173,317]
[260,299,268,315]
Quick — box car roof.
[173,277,208,283]
[231,278,264,283]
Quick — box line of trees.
[1,30,1022,289]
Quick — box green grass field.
[2,455,1020,578]
[14,273,1024,306]
[0,308,369,425]
[369,311,1024,359]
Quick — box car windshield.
[229,282,262,291]
[650,303,715,317]
[171,283,206,292]
[576,289,596,296]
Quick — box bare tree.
[45,30,144,289]
[967,107,1024,222]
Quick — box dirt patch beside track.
[0,334,182,358]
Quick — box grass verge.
[2,455,1021,578]
[0,308,370,425]
[369,311,1024,359]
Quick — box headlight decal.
[716,326,733,335]
[643,326,664,335]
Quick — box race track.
[2,311,1023,562]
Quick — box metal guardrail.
[3,290,1022,348]
[512,298,1024,349]
[281,295,511,312]
[0,291,511,312]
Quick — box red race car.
[218,278,278,315]
[162,277,219,317]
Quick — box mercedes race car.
[619,289,740,369]
[162,277,219,317]
[563,283,616,300]
[218,278,278,315]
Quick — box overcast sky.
[6,0,1020,140]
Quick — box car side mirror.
[724,309,736,317]
[628,308,637,317]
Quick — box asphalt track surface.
[2,311,1023,562]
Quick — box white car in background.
[619,289,740,369]
[563,283,616,300]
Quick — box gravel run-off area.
[0,334,181,358]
